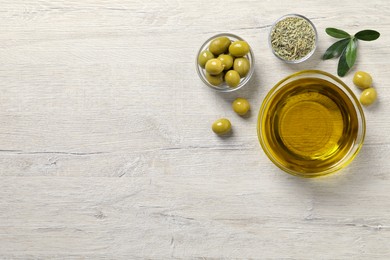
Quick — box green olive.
[212,118,231,135]
[353,71,373,89]
[229,41,250,57]
[205,58,224,75]
[224,70,241,88]
[360,87,377,106]
[232,98,250,116]
[198,50,214,68]
[233,57,250,77]
[206,72,224,86]
[209,37,231,55]
[218,54,234,70]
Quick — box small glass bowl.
[269,14,318,63]
[196,33,255,92]
[257,70,365,178]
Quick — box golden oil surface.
[262,77,359,174]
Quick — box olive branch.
[322,28,380,77]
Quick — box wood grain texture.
[0,0,390,259]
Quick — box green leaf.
[355,30,380,41]
[346,38,357,68]
[326,28,351,39]
[322,38,350,60]
[337,49,350,77]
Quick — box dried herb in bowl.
[270,15,317,62]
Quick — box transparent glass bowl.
[196,33,255,92]
[257,70,365,178]
[269,14,318,63]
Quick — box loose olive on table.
[352,71,378,106]
[212,118,232,135]
[360,87,377,106]
[232,98,250,116]
[353,71,373,89]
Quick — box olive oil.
[261,77,359,174]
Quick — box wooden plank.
[0,0,389,258]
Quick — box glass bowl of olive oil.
[258,70,365,177]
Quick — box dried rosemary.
[271,16,316,61]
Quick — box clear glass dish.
[257,70,365,177]
[269,14,318,63]
[195,33,255,92]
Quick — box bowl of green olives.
[196,33,255,92]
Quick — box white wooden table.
[1,0,390,259]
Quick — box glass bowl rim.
[257,69,366,177]
[268,13,318,64]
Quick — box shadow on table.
[210,70,264,112]
[279,142,379,200]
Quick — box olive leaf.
[337,49,350,77]
[346,38,357,68]
[322,38,350,60]
[355,30,380,41]
[324,27,380,77]
[325,28,351,39]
